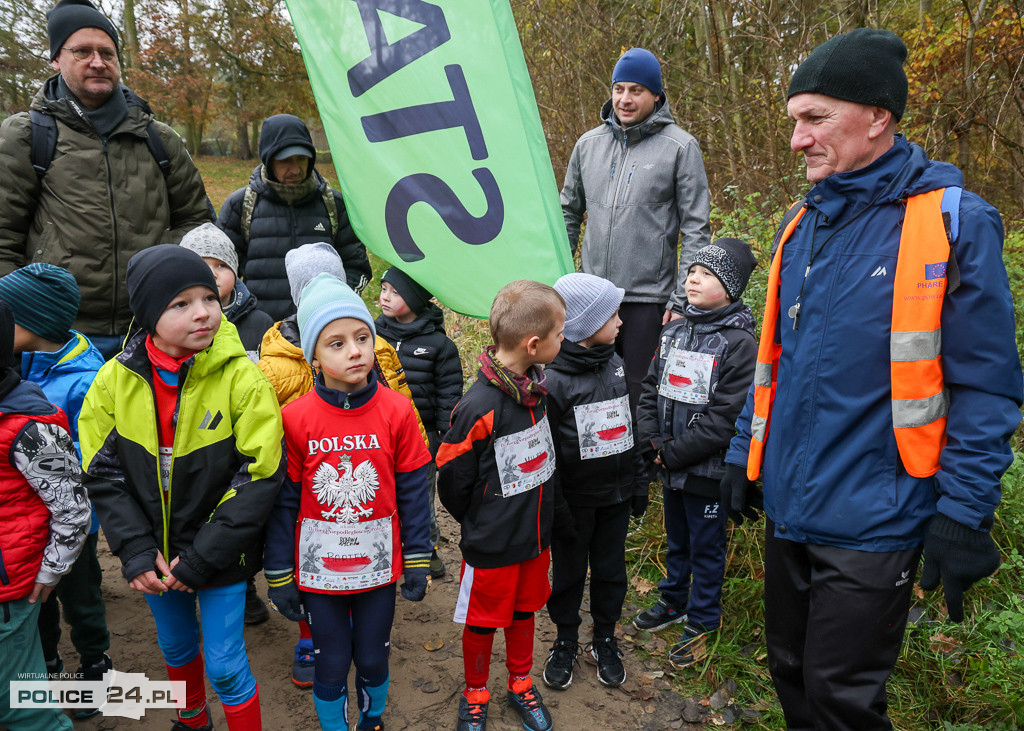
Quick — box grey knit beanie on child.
[179,223,239,278]
[286,243,346,307]
[689,238,757,301]
[553,272,624,343]
[296,273,374,363]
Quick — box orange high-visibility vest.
[747,188,951,481]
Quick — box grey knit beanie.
[179,223,239,278]
[286,243,346,307]
[553,273,624,343]
[689,238,757,301]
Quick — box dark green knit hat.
[787,28,908,121]
[0,263,80,343]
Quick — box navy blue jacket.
[726,136,1023,551]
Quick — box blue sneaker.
[292,639,315,688]
[506,677,552,731]
[668,624,710,669]
[633,598,686,632]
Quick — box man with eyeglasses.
[0,0,211,360]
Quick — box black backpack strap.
[144,122,171,178]
[29,110,59,180]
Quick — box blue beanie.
[0,263,80,343]
[612,48,663,97]
[296,273,375,363]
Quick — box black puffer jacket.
[545,342,648,507]
[637,301,756,496]
[374,304,463,436]
[224,280,273,360]
[217,114,371,320]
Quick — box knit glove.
[266,570,305,622]
[920,513,1001,623]
[631,492,649,519]
[720,464,763,526]
[401,559,431,602]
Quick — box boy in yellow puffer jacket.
[255,243,427,689]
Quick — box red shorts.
[453,549,551,628]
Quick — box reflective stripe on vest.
[746,189,949,481]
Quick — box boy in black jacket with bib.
[543,273,649,691]
[437,280,565,731]
[634,239,757,668]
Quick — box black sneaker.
[542,639,579,690]
[244,579,270,625]
[588,636,626,687]
[668,624,709,669]
[457,688,489,731]
[44,654,63,680]
[506,677,552,731]
[172,720,214,730]
[633,599,686,632]
[74,654,112,718]
[429,548,446,578]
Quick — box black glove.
[267,579,305,622]
[719,464,763,525]
[920,513,1001,623]
[631,492,649,519]
[401,566,431,602]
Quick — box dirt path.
[65,507,694,730]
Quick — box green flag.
[285,0,573,317]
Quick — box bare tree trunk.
[957,0,988,185]
[122,0,139,69]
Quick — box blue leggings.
[144,581,256,705]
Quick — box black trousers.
[764,522,921,731]
[615,302,664,415]
[547,499,631,641]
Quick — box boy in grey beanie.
[541,272,649,691]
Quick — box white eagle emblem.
[311,454,379,522]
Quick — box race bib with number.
[659,348,715,404]
[494,416,556,497]
[297,516,393,591]
[573,396,633,460]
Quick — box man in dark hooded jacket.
[217,114,371,321]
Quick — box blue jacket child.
[0,263,113,709]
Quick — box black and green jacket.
[79,319,285,589]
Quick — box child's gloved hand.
[631,492,649,519]
[720,464,763,525]
[920,513,1001,623]
[266,571,305,622]
[401,566,431,602]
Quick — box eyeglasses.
[62,46,118,63]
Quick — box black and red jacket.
[437,372,554,569]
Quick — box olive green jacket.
[0,76,212,335]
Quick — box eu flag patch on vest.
[925,262,947,280]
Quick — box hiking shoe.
[633,599,686,632]
[588,636,626,687]
[74,654,112,718]
[506,676,553,731]
[44,654,64,680]
[292,639,315,688]
[357,716,383,730]
[457,688,490,731]
[542,639,579,690]
[668,625,709,669]
[430,548,446,578]
[172,720,213,730]
[244,579,269,625]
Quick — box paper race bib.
[494,416,556,497]
[297,516,393,591]
[659,348,715,404]
[574,396,633,460]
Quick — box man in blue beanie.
[560,47,711,415]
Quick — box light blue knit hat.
[554,272,624,343]
[296,273,375,363]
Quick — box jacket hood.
[374,303,445,340]
[261,317,303,360]
[258,114,317,173]
[0,377,57,417]
[807,135,963,215]
[680,300,756,336]
[600,96,675,146]
[118,315,247,378]
[224,280,257,321]
[547,341,616,374]
[33,74,153,135]
[20,332,106,383]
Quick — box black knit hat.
[787,28,908,121]
[381,267,433,316]
[47,0,119,61]
[0,301,15,370]
[126,245,218,334]
[690,238,757,301]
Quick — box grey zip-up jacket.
[560,99,711,311]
